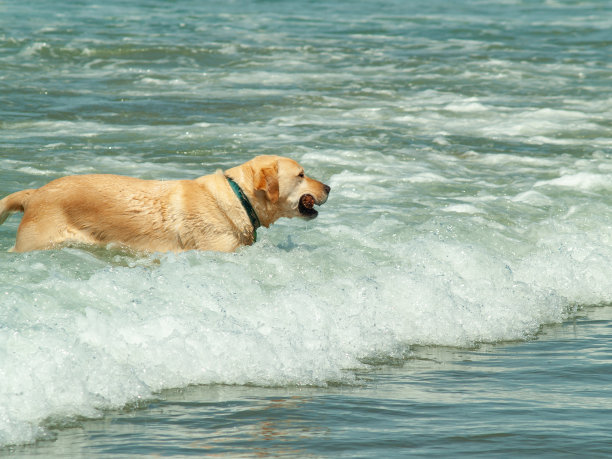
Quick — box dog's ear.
[254,164,279,203]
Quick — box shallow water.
[5,308,612,457]
[1,0,612,456]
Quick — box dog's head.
[234,155,331,226]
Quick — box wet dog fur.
[0,155,330,253]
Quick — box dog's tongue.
[300,194,315,209]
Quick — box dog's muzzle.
[299,185,330,219]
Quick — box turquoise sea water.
[1,0,611,456]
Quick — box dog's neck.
[224,166,277,229]
[225,176,261,240]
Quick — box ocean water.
[1,0,611,456]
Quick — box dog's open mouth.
[299,194,319,219]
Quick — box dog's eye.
[298,172,304,178]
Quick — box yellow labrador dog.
[0,155,330,253]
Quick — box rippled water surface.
[1,0,611,456]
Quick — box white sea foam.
[443,101,489,113]
[535,172,612,192]
[443,204,482,214]
[407,172,449,184]
[511,190,554,206]
[19,42,50,57]
[390,91,610,146]
[140,77,187,86]
[15,167,55,176]
[3,195,612,446]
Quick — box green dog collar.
[225,176,261,242]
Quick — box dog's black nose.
[324,184,331,195]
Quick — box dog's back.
[2,175,187,252]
